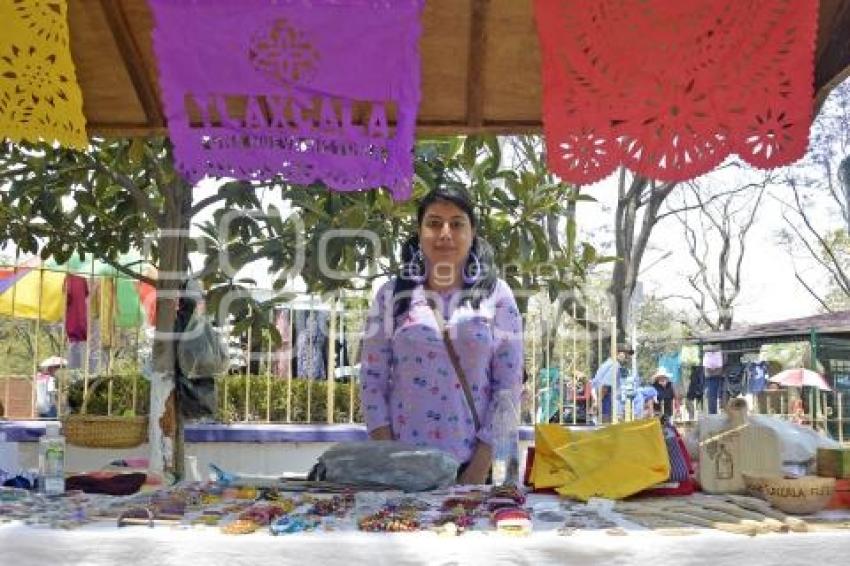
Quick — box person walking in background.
[651,367,678,418]
[35,357,65,418]
[590,344,634,422]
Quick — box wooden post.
[286,305,293,423]
[571,303,578,425]
[244,311,252,422]
[545,302,551,423]
[558,317,565,425]
[610,317,618,424]
[348,297,355,424]
[32,269,44,418]
[132,322,140,415]
[266,322,272,424]
[530,315,537,423]
[584,308,590,424]
[327,295,337,424]
[84,262,94,412]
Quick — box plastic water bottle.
[491,390,520,486]
[38,423,65,495]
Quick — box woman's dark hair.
[393,186,498,319]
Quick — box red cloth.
[64,275,88,342]
[533,0,818,185]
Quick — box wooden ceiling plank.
[465,0,490,128]
[814,1,850,110]
[98,0,165,129]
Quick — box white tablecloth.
[3,519,850,566]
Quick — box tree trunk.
[148,178,192,480]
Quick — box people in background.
[35,359,63,418]
[702,344,725,414]
[635,385,659,419]
[590,344,634,422]
[651,367,677,418]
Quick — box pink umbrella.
[769,368,832,391]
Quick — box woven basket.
[63,414,148,448]
[760,475,836,515]
[63,375,148,449]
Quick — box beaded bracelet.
[358,509,420,532]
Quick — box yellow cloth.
[532,419,670,501]
[0,0,87,148]
[0,269,65,322]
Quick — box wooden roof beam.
[815,0,850,111]
[98,0,165,129]
[465,0,490,129]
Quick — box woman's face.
[418,200,474,283]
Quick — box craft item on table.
[440,496,482,513]
[723,493,809,533]
[487,497,521,513]
[699,399,782,494]
[0,487,29,502]
[388,495,432,511]
[488,485,526,505]
[358,508,420,532]
[532,501,568,523]
[315,441,460,491]
[827,479,850,509]
[614,496,799,536]
[270,515,320,535]
[235,487,259,500]
[2,475,32,490]
[65,472,147,496]
[817,448,850,479]
[432,505,476,535]
[310,493,354,517]
[221,518,261,535]
[354,491,390,518]
[556,507,619,533]
[257,487,290,502]
[118,506,163,528]
[492,507,532,536]
[195,511,224,526]
[209,463,238,486]
[685,495,786,533]
[148,496,187,518]
[222,487,241,499]
[759,475,835,515]
[200,493,222,505]
[221,502,252,515]
[239,503,290,525]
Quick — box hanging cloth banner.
[150,0,424,200]
[0,0,87,148]
[534,0,818,185]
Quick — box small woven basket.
[761,475,835,515]
[63,414,148,448]
[63,376,148,449]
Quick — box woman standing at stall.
[359,186,524,484]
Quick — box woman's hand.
[369,425,393,441]
[457,460,490,485]
[456,441,493,485]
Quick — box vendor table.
[2,493,850,566]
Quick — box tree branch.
[795,272,833,312]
